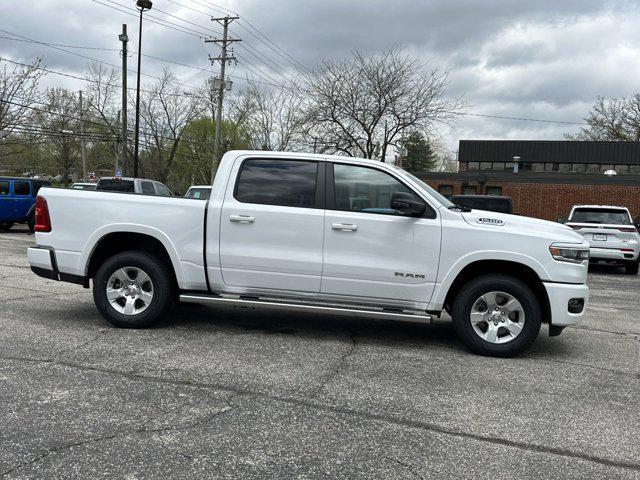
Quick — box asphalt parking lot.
[0,227,638,479]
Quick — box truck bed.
[32,188,208,290]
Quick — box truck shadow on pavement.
[158,303,474,355]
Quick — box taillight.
[35,196,51,232]
[617,227,637,233]
[568,225,582,230]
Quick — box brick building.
[413,140,640,221]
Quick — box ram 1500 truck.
[27,151,590,356]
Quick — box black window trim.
[233,157,325,210]
[326,161,437,219]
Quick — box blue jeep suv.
[0,177,52,232]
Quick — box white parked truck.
[27,151,590,356]
[565,205,640,275]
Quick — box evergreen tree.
[400,131,437,171]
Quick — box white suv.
[566,205,640,275]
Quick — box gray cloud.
[2,0,640,149]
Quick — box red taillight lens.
[34,196,51,232]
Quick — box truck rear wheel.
[451,274,541,357]
[93,251,174,328]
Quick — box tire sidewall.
[93,251,173,328]
[452,275,542,357]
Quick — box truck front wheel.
[93,251,174,328]
[451,274,542,357]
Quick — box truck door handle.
[332,223,358,232]
[230,214,255,223]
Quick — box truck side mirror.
[391,192,427,217]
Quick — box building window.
[572,164,586,173]
[599,164,614,173]
[467,162,479,171]
[559,163,572,173]
[505,162,514,171]
[630,165,640,175]
[531,163,544,172]
[519,163,532,172]
[615,165,629,174]
[492,162,505,171]
[486,186,502,196]
[480,162,492,170]
[545,163,559,172]
[462,185,477,195]
[586,164,600,174]
[438,184,453,198]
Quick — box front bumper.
[589,247,638,263]
[543,281,589,326]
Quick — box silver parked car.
[565,205,640,274]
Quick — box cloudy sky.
[3,0,640,151]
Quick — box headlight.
[549,246,590,264]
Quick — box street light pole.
[133,0,152,178]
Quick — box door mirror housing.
[391,192,427,217]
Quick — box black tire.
[451,274,542,357]
[27,215,35,233]
[0,222,13,231]
[93,251,174,328]
[625,261,639,275]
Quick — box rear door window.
[571,208,631,225]
[0,181,9,196]
[235,159,318,208]
[14,181,30,196]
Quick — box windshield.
[96,179,135,193]
[570,208,631,225]
[396,169,455,208]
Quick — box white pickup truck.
[27,151,590,356]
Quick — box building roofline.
[412,170,640,186]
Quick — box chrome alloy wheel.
[106,267,154,315]
[470,291,525,344]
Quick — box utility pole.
[205,16,240,182]
[79,90,87,181]
[118,24,128,176]
[115,110,121,176]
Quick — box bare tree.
[84,62,122,172]
[34,87,81,185]
[231,83,308,151]
[304,48,464,160]
[138,69,204,182]
[568,95,640,141]
[0,58,45,155]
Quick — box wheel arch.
[440,259,551,324]
[83,226,183,289]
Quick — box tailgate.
[566,223,634,248]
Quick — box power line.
[452,111,586,126]
[0,35,120,52]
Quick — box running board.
[179,293,433,323]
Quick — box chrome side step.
[179,293,433,323]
